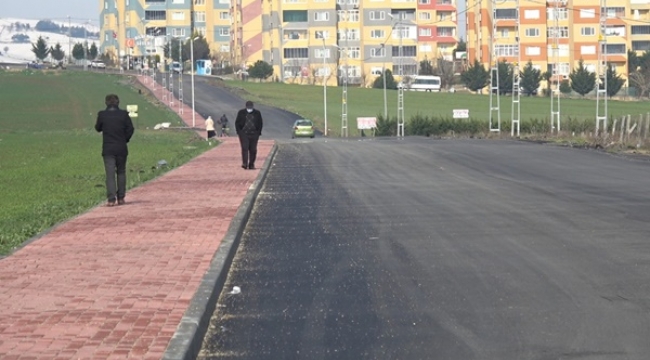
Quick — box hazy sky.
[0,0,98,23]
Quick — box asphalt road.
[197,138,650,360]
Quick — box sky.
[0,0,98,23]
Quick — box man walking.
[95,94,135,206]
[235,100,263,170]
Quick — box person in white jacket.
[205,116,216,139]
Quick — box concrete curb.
[162,142,278,360]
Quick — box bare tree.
[629,71,650,98]
[433,57,455,90]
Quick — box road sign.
[357,117,377,130]
[453,109,469,119]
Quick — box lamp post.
[190,36,196,128]
[322,38,328,137]
[382,44,387,119]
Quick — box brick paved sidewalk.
[0,75,274,359]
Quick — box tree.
[72,43,86,60]
[628,49,640,76]
[419,59,434,75]
[372,69,397,89]
[559,79,572,95]
[452,38,466,60]
[89,43,98,60]
[248,60,273,81]
[31,36,50,61]
[460,59,489,93]
[569,59,596,96]
[541,70,552,96]
[497,60,513,95]
[50,43,65,62]
[163,38,183,62]
[183,33,211,63]
[605,64,624,98]
[520,61,542,96]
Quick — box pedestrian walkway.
[0,75,274,359]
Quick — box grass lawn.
[0,69,210,255]
[224,80,650,137]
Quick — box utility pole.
[83,20,88,71]
[596,0,608,135]
[68,16,71,64]
[341,28,349,137]
[396,12,405,138]
[550,0,561,133]
[178,39,184,115]
[322,37,328,137]
[510,0,521,137]
[488,0,500,132]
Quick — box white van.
[171,62,182,74]
[408,75,442,92]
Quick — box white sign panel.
[357,117,377,130]
[453,109,469,119]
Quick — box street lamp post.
[190,36,196,128]
[382,44,387,119]
[322,38,328,137]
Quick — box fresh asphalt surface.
[160,74,650,359]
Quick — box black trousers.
[103,155,127,201]
[238,134,260,166]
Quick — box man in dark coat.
[95,94,135,206]
[235,100,263,170]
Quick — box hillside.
[0,18,99,64]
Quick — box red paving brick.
[0,75,273,359]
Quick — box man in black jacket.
[95,94,135,206]
[235,100,263,170]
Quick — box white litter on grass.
[153,122,171,130]
[229,286,241,295]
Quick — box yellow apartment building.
[99,0,460,85]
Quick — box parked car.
[171,62,182,74]
[291,119,315,139]
[27,62,44,69]
[90,61,106,69]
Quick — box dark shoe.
[117,198,126,206]
[248,164,255,170]
[241,164,248,170]
[107,200,116,207]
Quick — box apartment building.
[99,0,459,86]
[467,0,644,85]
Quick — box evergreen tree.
[520,61,542,96]
[372,69,398,89]
[31,36,50,61]
[419,59,434,75]
[559,79,572,95]
[569,59,596,96]
[72,43,85,60]
[89,43,98,60]
[460,59,489,93]
[605,64,624,98]
[497,60,513,95]
[50,43,65,61]
[248,60,273,81]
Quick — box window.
[525,46,540,56]
[548,44,569,57]
[547,8,568,20]
[581,45,596,55]
[347,29,359,40]
[494,44,518,56]
[316,67,331,77]
[349,10,360,22]
[196,27,206,36]
[284,48,309,58]
[419,12,431,20]
[419,43,432,52]
[338,10,347,21]
[172,28,186,37]
[392,45,416,57]
[315,48,331,58]
[419,0,430,3]
[580,9,595,18]
[632,25,650,35]
[602,7,624,18]
[284,10,308,22]
[172,12,185,21]
[524,9,539,19]
[195,0,205,4]
[219,0,229,3]
[371,67,383,75]
[220,12,229,20]
[370,29,385,38]
[105,0,108,9]
[145,11,167,21]
[419,28,432,36]
[547,26,569,38]
[392,64,417,76]
[194,11,206,22]
[314,12,329,21]
[348,47,360,59]
[172,0,184,3]
[500,28,509,38]
[285,30,307,40]
[437,27,454,37]
[315,30,329,39]
[371,47,386,57]
[581,27,595,36]
[219,28,229,36]
[220,44,230,52]
[633,41,650,51]
[437,12,453,21]
[369,11,385,20]
[495,9,516,20]
[604,43,626,54]
[605,26,625,37]
[525,28,539,37]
